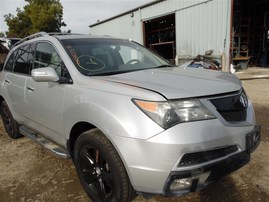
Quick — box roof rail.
[13,32,82,47]
[14,32,48,46]
[47,32,80,36]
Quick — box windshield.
[61,38,171,76]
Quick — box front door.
[25,42,66,146]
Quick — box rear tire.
[0,101,22,139]
[73,128,136,202]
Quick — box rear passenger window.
[14,45,33,75]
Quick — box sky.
[0,0,155,35]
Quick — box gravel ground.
[0,74,268,202]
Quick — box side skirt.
[19,125,70,159]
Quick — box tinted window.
[14,45,33,75]
[4,50,17,72]
[34,42,63,76]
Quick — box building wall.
[90,0,231,66]
[90,9,143,42]
[175,0,231,59]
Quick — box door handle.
[5,79,10,84]
[26,86,35,91]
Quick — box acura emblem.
[239,92,248,108]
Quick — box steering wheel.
[126,59,140,65]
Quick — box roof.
[12,32,129,47]
[55,34,117,40]
[89,0,165,28]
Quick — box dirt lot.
[0,77,268,202]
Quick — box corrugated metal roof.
[89,0,165,27]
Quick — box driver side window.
[34,42,63,76]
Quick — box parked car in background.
[0,40,10,69]
[0,37,21,50]
[0,37,21,69]
[0,32,260,202]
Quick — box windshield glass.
[61,38,171,76]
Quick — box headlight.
[133,99,216,129]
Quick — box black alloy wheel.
[0,101,22,139]
[74,129,136,202]
[79,145,113,200]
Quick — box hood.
[96,67,241,99]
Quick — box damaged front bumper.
[163,125,261,196]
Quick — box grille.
[219,111,246,122]
[210,91,247,122]
[178,145,238,167]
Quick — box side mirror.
[31,67,59,82]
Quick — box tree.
[4,0,66,38]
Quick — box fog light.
[170,178,192,191]
[169,171,211,192]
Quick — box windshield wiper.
[154,64,174,68]
[88,69,139,76]
[88,65,173,76]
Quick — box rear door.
[2,44,33,123]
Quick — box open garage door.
[232,0,269,68]
[143,14,176,63]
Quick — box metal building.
[90,0,269,70]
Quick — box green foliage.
[4,0,66,38]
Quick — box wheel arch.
[67,121,96,158]
[67,121,135,189]
[0,96,5,104]
[67,121,126,161]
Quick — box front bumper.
[164,125,261,196]
[112,120,260,195]
[164,151,250,196]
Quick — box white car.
[0,32,260,202]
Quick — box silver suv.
[0,32,260,202]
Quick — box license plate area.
[246,125,261,153]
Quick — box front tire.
[0,101,22,139]
[74,129,136,202]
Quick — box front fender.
[63,90,164,141]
